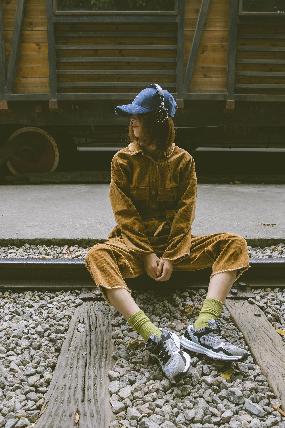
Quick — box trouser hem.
[98,284,133,304]
[210,264,251,282]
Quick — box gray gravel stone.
[228,387,245,404]
[108,381,121,395]
[139,419,160,428]
[9,363,21,373]
[160,422,176,428]
[221,409,233,422]
[250,418,263,428]
[14,419,30,428]
[126,407,142,421]
[149,415,164,425]
[194,407,204,423]
[25,392,38,401]
[27,375,40,386]
[244,399,266,417]
[110,399,126,414]
[119,421,131,428]
[239,413,254,424]
[118,385,132,399]
[229,420,242,428]
[24,366,35,377]
[264,416,280,427]
[185,409,196,422]
[4,420,18,428]
[108,370,120,381]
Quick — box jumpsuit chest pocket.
[130,186,149,201]
[157,186,178,202]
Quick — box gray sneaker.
[146,329,191,383]
[181,319,248,361]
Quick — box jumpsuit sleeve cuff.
[161,233,192,264]
[162,252,190,265]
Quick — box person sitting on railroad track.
[84,83,251,383]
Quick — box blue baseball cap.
[115,84,177,118]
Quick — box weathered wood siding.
[184,0,229,93]
[56,22,177,94]
[236,18,285,94]
[15,0,49,93]
[5,1,285,98]
[3,0,49,94]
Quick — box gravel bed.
[0,243,284,260]
[107,287,285,428]
[0,290,82,428]
[0,287,284,428]
[0,243,284,427]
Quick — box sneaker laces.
[206,320,241,351]
[194,319,221,333]
[158,331,179,364]
[206,319,225,340]
[195,319,223,341]
[208,319,222,333]
[193,319,246,356]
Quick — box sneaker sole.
[170,333,192,377]
[181,336,246,362]
[181,351,192,374]
[151,332,192,383]
[151,350,191,383]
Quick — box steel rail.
[0,257,284,286]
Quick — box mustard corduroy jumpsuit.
[85,124,251,301]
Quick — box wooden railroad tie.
[34,295,113,428]
[226,288,285,414]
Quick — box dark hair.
[128,112,175,152]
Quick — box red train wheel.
[6,127,59,175]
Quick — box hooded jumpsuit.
[85,129,251,302]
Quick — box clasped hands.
[143,253,173,282]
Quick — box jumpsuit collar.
[127,140,176,159]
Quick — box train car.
[1,0,285,177]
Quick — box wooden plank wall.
[7,1,274,97]
[15,0,49,93]
[3,0,49,94]
[2,0,232,97]
[2,1,285,99]
[184,0,229,92]
[236,18,285,94]
[55,21,177,94]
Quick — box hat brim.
[115,103,151,116]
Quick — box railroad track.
[0,257,285,287]
[0,257,284,427]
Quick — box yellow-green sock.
[194,298,223,329]
[127,310,162,341]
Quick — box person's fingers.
[144,256,159,278]
[155,263,170,282]
[155,275,168,282]
[157,259,164,276]
[150,261,160,278]
[152,262,159,277]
